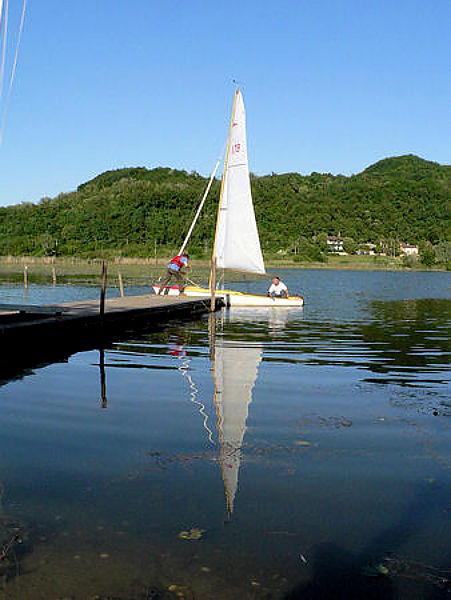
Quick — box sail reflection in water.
[210,308,301,516]
[213,338,262,517]
[161,315,263,518]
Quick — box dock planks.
[0,294,220,374]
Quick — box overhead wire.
[0,0,27,148]
[0,0,9,104]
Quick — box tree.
[401,254,418,268]
[343,237,357,254]
[419,242,435,267]
[316,232,329,252]
[434,242,451,269]
[38,233,56,256]
[0,156,448,258]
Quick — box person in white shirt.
[267,276,288,298]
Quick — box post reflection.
[99,349,107,408]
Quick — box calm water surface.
[0,270,449,599]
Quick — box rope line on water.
[178,356,215,445]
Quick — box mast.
[209,88,239,311]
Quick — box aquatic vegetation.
[0,484,26,582]
[361,555,450,592]
[362,562,390,577]
[295,414,353,429]
[145,450,215,470]
[178,527,206,541]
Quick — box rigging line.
[0,0,8,103]
[0,0,26,148]
[185,276,200,286]
[178,138,227,256]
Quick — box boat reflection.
[163,317,262,517]
[223,306,302,333]
[212,307,303,517]
[111,309,299,518]
[211,310,267,518]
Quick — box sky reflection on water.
[0,270,449,599]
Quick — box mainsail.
[214,90,265,275]
[214,339,262,516]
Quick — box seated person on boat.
[267,276,288,298]
[157,253,190,295]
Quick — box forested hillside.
[0,155,448,260]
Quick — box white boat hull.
[153,285,304,308]
[153,285,182,296]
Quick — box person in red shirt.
[157,253,190,295]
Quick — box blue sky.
[0,0,449,207]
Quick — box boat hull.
[153,285,304,307]
[153,285,182,296]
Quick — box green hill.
[361,154,448,180]
[0,155,449,259]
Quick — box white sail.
[214,339,262,515]
[214,91,265,275]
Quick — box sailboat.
[154,89,304,308]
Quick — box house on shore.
[399,242,419,256]
[356,243,377,255]
[327,235,344,253]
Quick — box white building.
[326,235,344,252]
[399,242,419,256]
[357,243,376,255]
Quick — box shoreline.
[0,255,446,274]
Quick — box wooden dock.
[0,294,219,375]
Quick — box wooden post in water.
[23,265,28,289]
[100,261,107,319]
[118,271,124,297]
[210,257,216,312]
[208,311,215,361]
[52,267,57,286]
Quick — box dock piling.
[100,261,108,319]
[210,258,216,313]
[118,271,124,298]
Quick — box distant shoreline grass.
[0,254,445,288]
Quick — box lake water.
[0,270,449,599]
